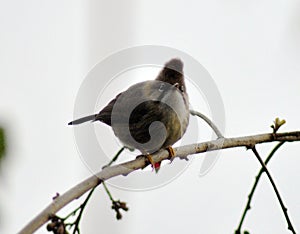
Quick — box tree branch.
[250,146,296,234]
[18,131,300,234]
[235,142,285,234]
[190,110,223,138]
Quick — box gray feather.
[68,114,97,125]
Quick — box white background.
[0,1,299,234]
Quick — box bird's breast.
[110,80,189,154]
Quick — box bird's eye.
[159,83,165,92]
[179,85,184,92]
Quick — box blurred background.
[0,1,299,233]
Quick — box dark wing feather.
[129,101,171,144]
[95,93,122,126]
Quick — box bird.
[68,58,190,171]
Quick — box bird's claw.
[166,146,176,162]
[146,154,161,173]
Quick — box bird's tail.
[68,114,97,125]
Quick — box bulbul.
[69,58,190,171]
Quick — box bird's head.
[156,58,186,93]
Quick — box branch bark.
[18,131,300,234]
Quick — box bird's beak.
[173,83,179,88]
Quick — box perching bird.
[69,58,190,171]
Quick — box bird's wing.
[95,93,122,126]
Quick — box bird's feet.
[148,146,176,172]
[146,154,161,173]
[136,154,160,172]
[166,146,176,162]
[138,146,176,173]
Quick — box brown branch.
[18,131,300,234]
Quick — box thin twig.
[70,187,96,234]
[102,182,128,220]
[190,109,223,138]
[18,131,300,234]
[62,206,81,221]
[103,182,114,202]
[102,147,125,168]
[235,142,285,234]
[63,148,127,232]
[47,187,97,234]
[251,146,296,234]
